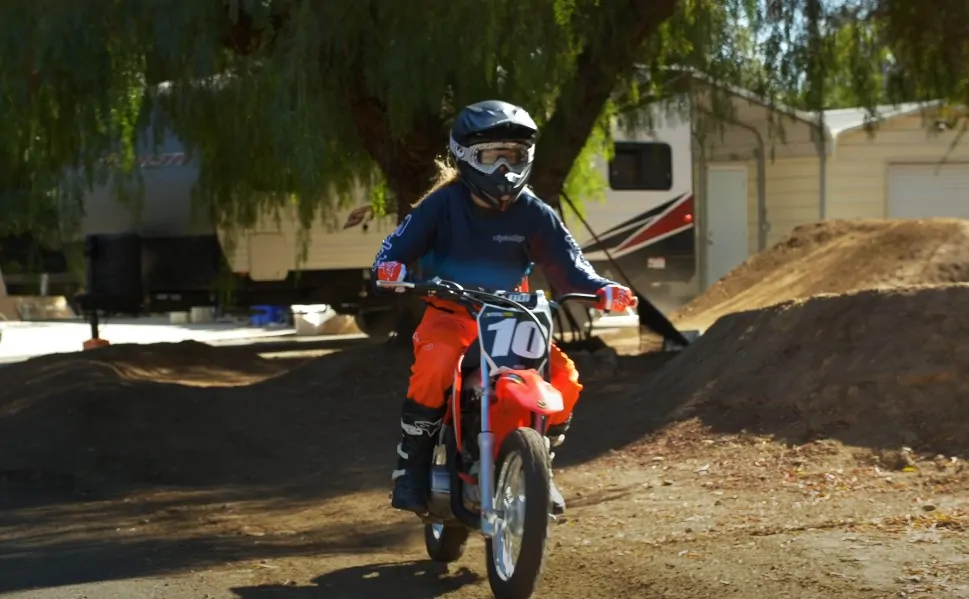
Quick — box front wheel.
[485,427,552,599]
[424,523,470,563]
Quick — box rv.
[74,115,697,336]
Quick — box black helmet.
[449,100,539,210]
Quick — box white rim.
[491,451,526,581]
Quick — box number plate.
[476,303,551,371]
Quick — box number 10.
[487,319,548,359]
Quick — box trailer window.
[608,142,673,191]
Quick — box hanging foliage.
[0,0,966,254]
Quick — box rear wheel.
[355,295,425,340]
[353,307,396,338]
[424,523,470,563]
[485,427,552,599]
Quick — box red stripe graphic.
[615,194,694,253]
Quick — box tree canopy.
[0,0,967,252]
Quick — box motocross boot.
[391,398,445,514]
[547,417,571,516]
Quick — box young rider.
[372,100,637,516]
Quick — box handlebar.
[375,278,598,312]
[377,278,600,350]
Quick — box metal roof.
[820,101,941,140]
[656,67,942,142]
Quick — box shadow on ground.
[231,561,482,599]
[556,350,683,467]
[0,509,417,593]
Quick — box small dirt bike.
[377,277,598,599]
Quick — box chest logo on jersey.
[493,234,525,244]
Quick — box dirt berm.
[0,339,423,498]
[674,218,969,330]
[644,284,969,457]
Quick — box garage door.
[887,163,969,218]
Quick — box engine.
[459,368,484,462]
[459,368,484,510]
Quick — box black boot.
[547,417,571,516]
[391,399,445,514]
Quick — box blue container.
[251,305,286,326]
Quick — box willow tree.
[1,0,966,258]
[736,0,969,126]
[0,0,687,241]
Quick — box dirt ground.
[3,219,969,598]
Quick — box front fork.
[477,352,499,538]
[477,357,555,538]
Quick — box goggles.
[450,137,534,175]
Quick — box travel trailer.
[74,114,697,336]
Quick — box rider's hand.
[376,261,407,293]
[595,284,637,312]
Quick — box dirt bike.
[376,277,598,599]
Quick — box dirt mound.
[644,284,969,456]
[7,340,286,387]
[0,340,331,494]
[674,219,969,330]
[0,331,632,499]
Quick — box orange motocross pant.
[407,303,581,426]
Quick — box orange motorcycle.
[377,277,597,599]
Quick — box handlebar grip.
[375,280,416,289]
[558,293,599,304]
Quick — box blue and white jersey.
[372,182,614,294]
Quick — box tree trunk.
[529,0,679,203]
[348,81,447,342]
[347,79,446,223]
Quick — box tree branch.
[529,0,679,203]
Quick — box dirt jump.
[2,219,969,598]
[674,218,969,330]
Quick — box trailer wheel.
[354,308,397,338]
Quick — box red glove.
[595,284,637,312]
[376,261,407,292]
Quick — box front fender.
[494,369,564,415]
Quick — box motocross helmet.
[449,100,539,210]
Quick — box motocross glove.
[376,261,407,293]
[595,284,638,312]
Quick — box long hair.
[412,156,461,207]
